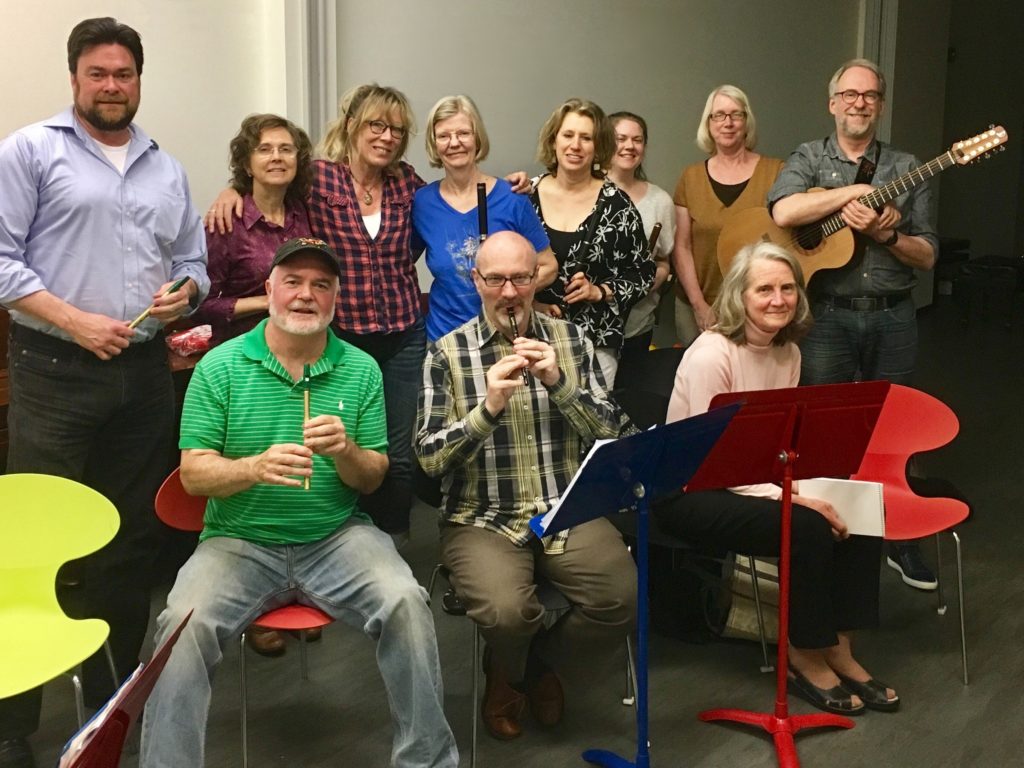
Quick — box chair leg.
[103,639,119,689]
[623,634,637,707]
[427,564,442,602]
[953,531,968,685]
[471,625,479,768]
[746,556,774,673]
[299,630,309,681]
[71,673,85,728]
[935,533,948,615]
[240,632,249,768]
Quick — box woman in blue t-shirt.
[413,95,555,342]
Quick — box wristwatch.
[600,284,613,302]
[881,230,899,247]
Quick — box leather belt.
[819,292,911,311]
[10,322,164,360]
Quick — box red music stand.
[686,381,889,768]
[58,611,192,768]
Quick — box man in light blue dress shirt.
[0,17,208,768]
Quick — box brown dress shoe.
[482,649,526,740]
[246,626,286,656]
[528,670,564,727]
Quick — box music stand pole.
[531,405,740,768]
[581,480,652,768]
[689,381,889,768]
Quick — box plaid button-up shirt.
[308,159,425,334]
[415,310,628,553]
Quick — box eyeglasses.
[833,89,883,105]
[366,120,407,139]
[435,130,474,146]
[253,144,297,158]
[709,111,747,123]
[478,272,535,288]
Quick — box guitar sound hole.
[794,226,823,250]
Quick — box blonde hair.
[696,84,758,155]
[713,241,812,346]
[536,98,614,179]
[424,95,490,169]
[317,84,416,172]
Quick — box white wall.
[0,0,290,210]
[333,0,862,193]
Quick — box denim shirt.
[0,108,209,342]
[767,134,938,297]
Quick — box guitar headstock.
[951,125,1008,165]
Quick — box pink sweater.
[667,330,800,499]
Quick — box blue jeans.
[335,319,426,533]
[799,298,918,385]
[140,518,457,768]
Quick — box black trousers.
[333,319,425,533]
[654,489,881,649]
[0,325,174,737]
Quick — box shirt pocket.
[132,183,188,246]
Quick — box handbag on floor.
[720,554,779,643]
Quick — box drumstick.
[477,182,488,243]
[507,308,530,386]
[128,277,190,329]
[302,363,311,491]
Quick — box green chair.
[0,473,120,723]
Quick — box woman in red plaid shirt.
[207,85,426,542]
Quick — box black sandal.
[787,666,865,716]
[837,674,900,712]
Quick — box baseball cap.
[270,237,342,278]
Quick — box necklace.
[351,173,380,206]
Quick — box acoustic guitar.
[716,126,1008,283]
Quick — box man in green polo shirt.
[141,238,457,768]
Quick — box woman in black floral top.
[530,98,653,386]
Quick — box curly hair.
[713,241,813,346]
[317,83,416,172]
[536,98,613,179]
[228,114,313,204]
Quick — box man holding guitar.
[767,58,940,591]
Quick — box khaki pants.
[441,518,637,682]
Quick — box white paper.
[798,477,886,537]
[534,437,616,535]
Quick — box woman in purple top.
[193,114,313,345]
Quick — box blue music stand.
[530,405,739,768]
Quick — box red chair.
[851,384,970,684]
[154,468,333,768]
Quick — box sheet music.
[534,437,616,535]
[798,477,885,537]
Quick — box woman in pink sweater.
[656,241,898,716]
